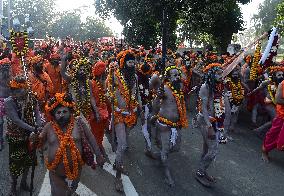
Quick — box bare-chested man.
[224,65,248,137]
[0,58,11,150]
[4,76,42,196]
[40,93,105,196]
[153,64,188,187]
[106,50,141,192]
[195,63,229,187]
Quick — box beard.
[56,116,70,127]
[122,66,136,88]
[276,77,284,84]
[76,72,87,81]
[172,80,182,91]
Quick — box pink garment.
[263,117,284,152]
[0,98,5,118]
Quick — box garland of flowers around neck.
[165,82,188,128]
[71,78,91,117]
[115,70,138,107]
[268,83,276,105]
[46,117,84,180]
[94,79,106,105]
[213,83,225,132]
[227,77,244,105]
[250,42,262,80]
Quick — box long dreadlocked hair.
[203,63,223,94]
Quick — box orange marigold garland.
[45,117,84,180]
[107,69,139,127]
[269,66,284,73]
[250,42,262,80]
[203,63,222,73]
[9,80,28,89]
[45,93,76,113]
[165,82,188,128]
[227,77,244,105]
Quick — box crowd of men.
[0,33,284,196]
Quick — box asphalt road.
[1,95,284,196]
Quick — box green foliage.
[49,11,82,39]
[275,1,284,35]
[96,0,249,52]
[252,0,282,36]
[7,0,56,38]
[2,0,112,40]
[81,17,113,40]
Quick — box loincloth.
[6,133,32,177]
[0,98,5,118]
[157,118,179,146]
[114,107,138,128]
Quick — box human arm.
[4,97,35,133]
[247,80,268,96]
[89,80,100,122]
[60,55,72,82]
[78,117,104,166]
[276,82,284,105]
[199,84,211,127]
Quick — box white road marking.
[38,171,97,196]
[102,136,139,196]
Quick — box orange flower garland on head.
[203,63,222,73]
[0,58,11,66]
[27,55,43,67]
[9,79,28,89]
[45,93,76,114]
[45,117,84,180]
[269,66,284,73]
[119,50,135,69]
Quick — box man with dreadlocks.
[4,75,42,196]
[61,56,105,151]
[195,63,229,187]
[248,65,284,138]
[152,62,188,187]
[28,55,54,111]
[106,50,141,192]
[224,64,247,136]
[0,58,11,151]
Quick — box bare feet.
[113,163,129,175]
[115,178,124,193]
[194,170,213,188]
[261,151,270,163]
[144,149,159,160]
[204,172,217,183]
[164,168,175,187]
[165,177,175,187]
[20,182,30,192]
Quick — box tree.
[275,1,284,35]
[81,17,113,40]
[49,11,82,40]
[95,0,250,52]
[7,0,56,38]
[252,0,282,36]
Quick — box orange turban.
[92,61,106,76]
